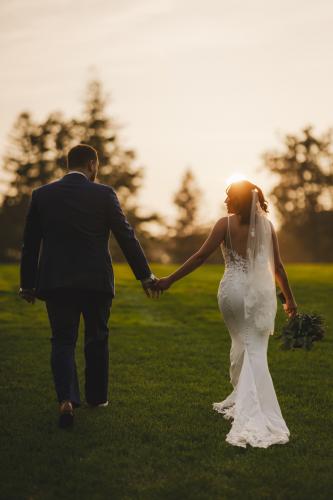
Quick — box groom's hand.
[140,274,160,299]
[19,287,36,304]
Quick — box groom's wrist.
[140,273,156,285]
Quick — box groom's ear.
[88,159,97,172]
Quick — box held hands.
[154,277,173,292]
[141,274,162,299]
[140,275,173,298]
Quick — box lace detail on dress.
[221,243,248,274]
[217,243,248,306]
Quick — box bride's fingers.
[287,306,297,317]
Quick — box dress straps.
[227,215,234,253]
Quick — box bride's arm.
[157,218,227,290]
[271,223,297,316]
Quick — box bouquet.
[277,292,325,350]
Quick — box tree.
[167,169,206,262]
[0,112,71,260]
[263,126,333,261]
[73,80,144,206]
[73,80,162,260]
[0,80,162,261]
[173,169,202,236]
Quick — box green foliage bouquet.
[279,313,325,350]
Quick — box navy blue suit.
[20,172,151,405]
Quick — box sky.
[1,0,333,225]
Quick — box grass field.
[0,263,332,500]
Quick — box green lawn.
[0,264,332,500]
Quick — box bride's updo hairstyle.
[226,180,268,224]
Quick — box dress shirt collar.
[66,170,88,179]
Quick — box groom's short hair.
[67,144,98,169]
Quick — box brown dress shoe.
[59,400,74,428]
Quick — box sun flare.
[225,173,247,187]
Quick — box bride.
[156,180,297,448]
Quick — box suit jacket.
[20,173,151,299]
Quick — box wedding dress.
[214,191,290,448]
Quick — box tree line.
[0,80,332,263]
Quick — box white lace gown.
[214,237,290,448]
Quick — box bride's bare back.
[224,214,251,259]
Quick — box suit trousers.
[45,291,112,406]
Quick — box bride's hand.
[155,277,173,291]
[285,299,297,318]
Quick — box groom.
[19,144,158,428]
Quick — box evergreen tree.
[173,169,202,236]
[73,80,162,260]
[0,112,71,260]
[168,169,206,262]
[263,126,333,261]
[0,80,162,261]
[74,80,143,206]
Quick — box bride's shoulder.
[215,216,228,226]
[212,216,228,233]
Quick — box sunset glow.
[1,0,333,224]
[225,173,248,187]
